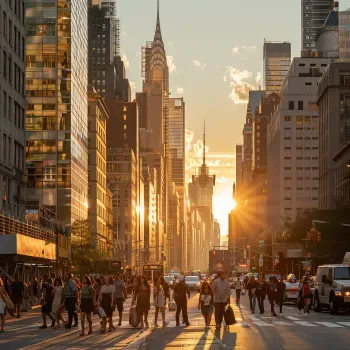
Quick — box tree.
[71,220,108,278]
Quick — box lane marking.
[294,321,317,327]
[252,321,274,327]
[273,321,294,326]
[314,322,344,328]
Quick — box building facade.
[317,62,350,210]
[263,41,291,96]
[301,0,334,50]
[339,8,350,62]
[26,0,89,230]
[267,57,330,227]
[107,148,137,266]
[87,87,111,253]
[0,0,26,219]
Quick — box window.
[3,12,7,39]
[296,116,303,125]
[288,101,294,110]
[9,19,12,45]
[8,56,12,85]
[3,92,7,118]
[123,106,127,112]
[298,101,303,110]
[284,115,291,122]
[123,114,127,121]
[3,51,7,80]
[3,134,7,162]
[305,82,312,86]
[340,72,350,85]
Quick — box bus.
[142,263,164,282]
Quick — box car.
[164,275,175,289]
[185,275,201,291]
[284,274,301,303]
[313,263,350,314]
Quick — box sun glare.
[213,194,237,236]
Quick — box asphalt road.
[1,290,349,349]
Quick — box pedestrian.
[32,278,39,305]
[173,275,190,327]
[160,276,170,302]
[153,278,167,328]
[248,276,258,314]
[211,271,231,329]
[301,279,312,315]
[132,276,150,328]
[277,276,286,316]
[52,278,65,329]
[256,277,267,314]
[0,278,6,332]
[61,273,79,329]
[10,275,24,318]
[114,273,127,326]
[39,276,55,329]
[243,275,249,295]
[267,276,277,317]
[97,277,115,333]
[79,276,96,336]
[233,278,242,304]
[93,277,102,300]
[198,281,214,329]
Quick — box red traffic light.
[212,250,216,257]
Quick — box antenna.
[157,0,160,20]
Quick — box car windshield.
[185,276,199,282]
[164,277,173,282]
[334,267,350,280]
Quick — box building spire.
[203,120,206,166]
[154,0,162,41]
[157,0,160,21]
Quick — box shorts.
[201,304,213,315]
[115,298,124,312]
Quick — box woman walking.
[198,281,214,328]
[301,279,312,315]
[0,278,6,332]
[97,277,115,333]
[267,276,277,317]
[52,278,65,329]
[153,278,166,328]
[132,276,150,328]
[256,277,267,314]
[79,276,96,336]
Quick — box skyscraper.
[263,41,291,95]
[301,0,334,50]
[0,0,26,219]
[26,0,89,230]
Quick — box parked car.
[185,275,201,291]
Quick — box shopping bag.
[168,300,176,311]
[129,305,139,327]
[224,305,236,325]
[98,306,106,318]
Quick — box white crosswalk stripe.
[273,321,294,326]
[337,322,350,326]
[286,316,300,321]
[252,321,274,327]
[314,322,344,328]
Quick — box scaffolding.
[112,17,120,58]
[141,41,153,79]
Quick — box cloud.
[130,81,136,90]
[255,72,262,84]
[224,67,256,104]
[176,87,184,94]
[232,45,257,54]
[193,60,207,71]
[166,55,176,74]
[122,54,130,69]
[223,76,227,83]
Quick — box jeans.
[257,295,265,313]
[252,295,257,313]
[235,289,241,304]
[214,302,226,326]
[175,299,189,325]
[278,296,284,313]
[64,297,76,327]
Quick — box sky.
[117,0,350,235]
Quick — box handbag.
[129,305,139,327]
[224,304,236,325]
[98,306,106,318]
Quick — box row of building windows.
[284,156,318,160]
[284,177,319,180]
[2,133,24,171]
[2,50,25,95]
[284,197,318,200]
[284,115,318,123]
[284,166,319,170]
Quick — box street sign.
[259,258,263,267]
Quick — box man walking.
[173,276,190,326]
[212,272,231,329]
[114,273,127,326]
[39,276,55,329]
[61,273,78,328]
[233,278,241,304]
[277,276,286,316]
[10,275,24,318]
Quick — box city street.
[1,290,349,349]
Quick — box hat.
[179,275,184,281]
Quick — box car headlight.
[345,291,350,297]
[334,290,343,297]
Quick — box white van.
[313,264,350,314]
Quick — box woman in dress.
[198,281,214,328]
[132,276,150,328]
[0,278,6,332]
[97,277,115,333]
[79,276,96,336]
[153,278,166,328]
[52,278,65,329]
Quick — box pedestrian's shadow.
[212,325,238,348]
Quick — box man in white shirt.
[211,272,231,329]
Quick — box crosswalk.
[246,315,350,329]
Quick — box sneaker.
[279,313,284,317]
[162,322,168,328]
[117,322,122,326]
[185,323,190,327]
[298,309,302,315]
[154,323,159,328]
[73,323,78,327]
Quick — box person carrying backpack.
[267,276,277,316]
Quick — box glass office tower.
[26,0,89,230]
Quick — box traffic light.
[212,250,216,257]
[316,231,321,242]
